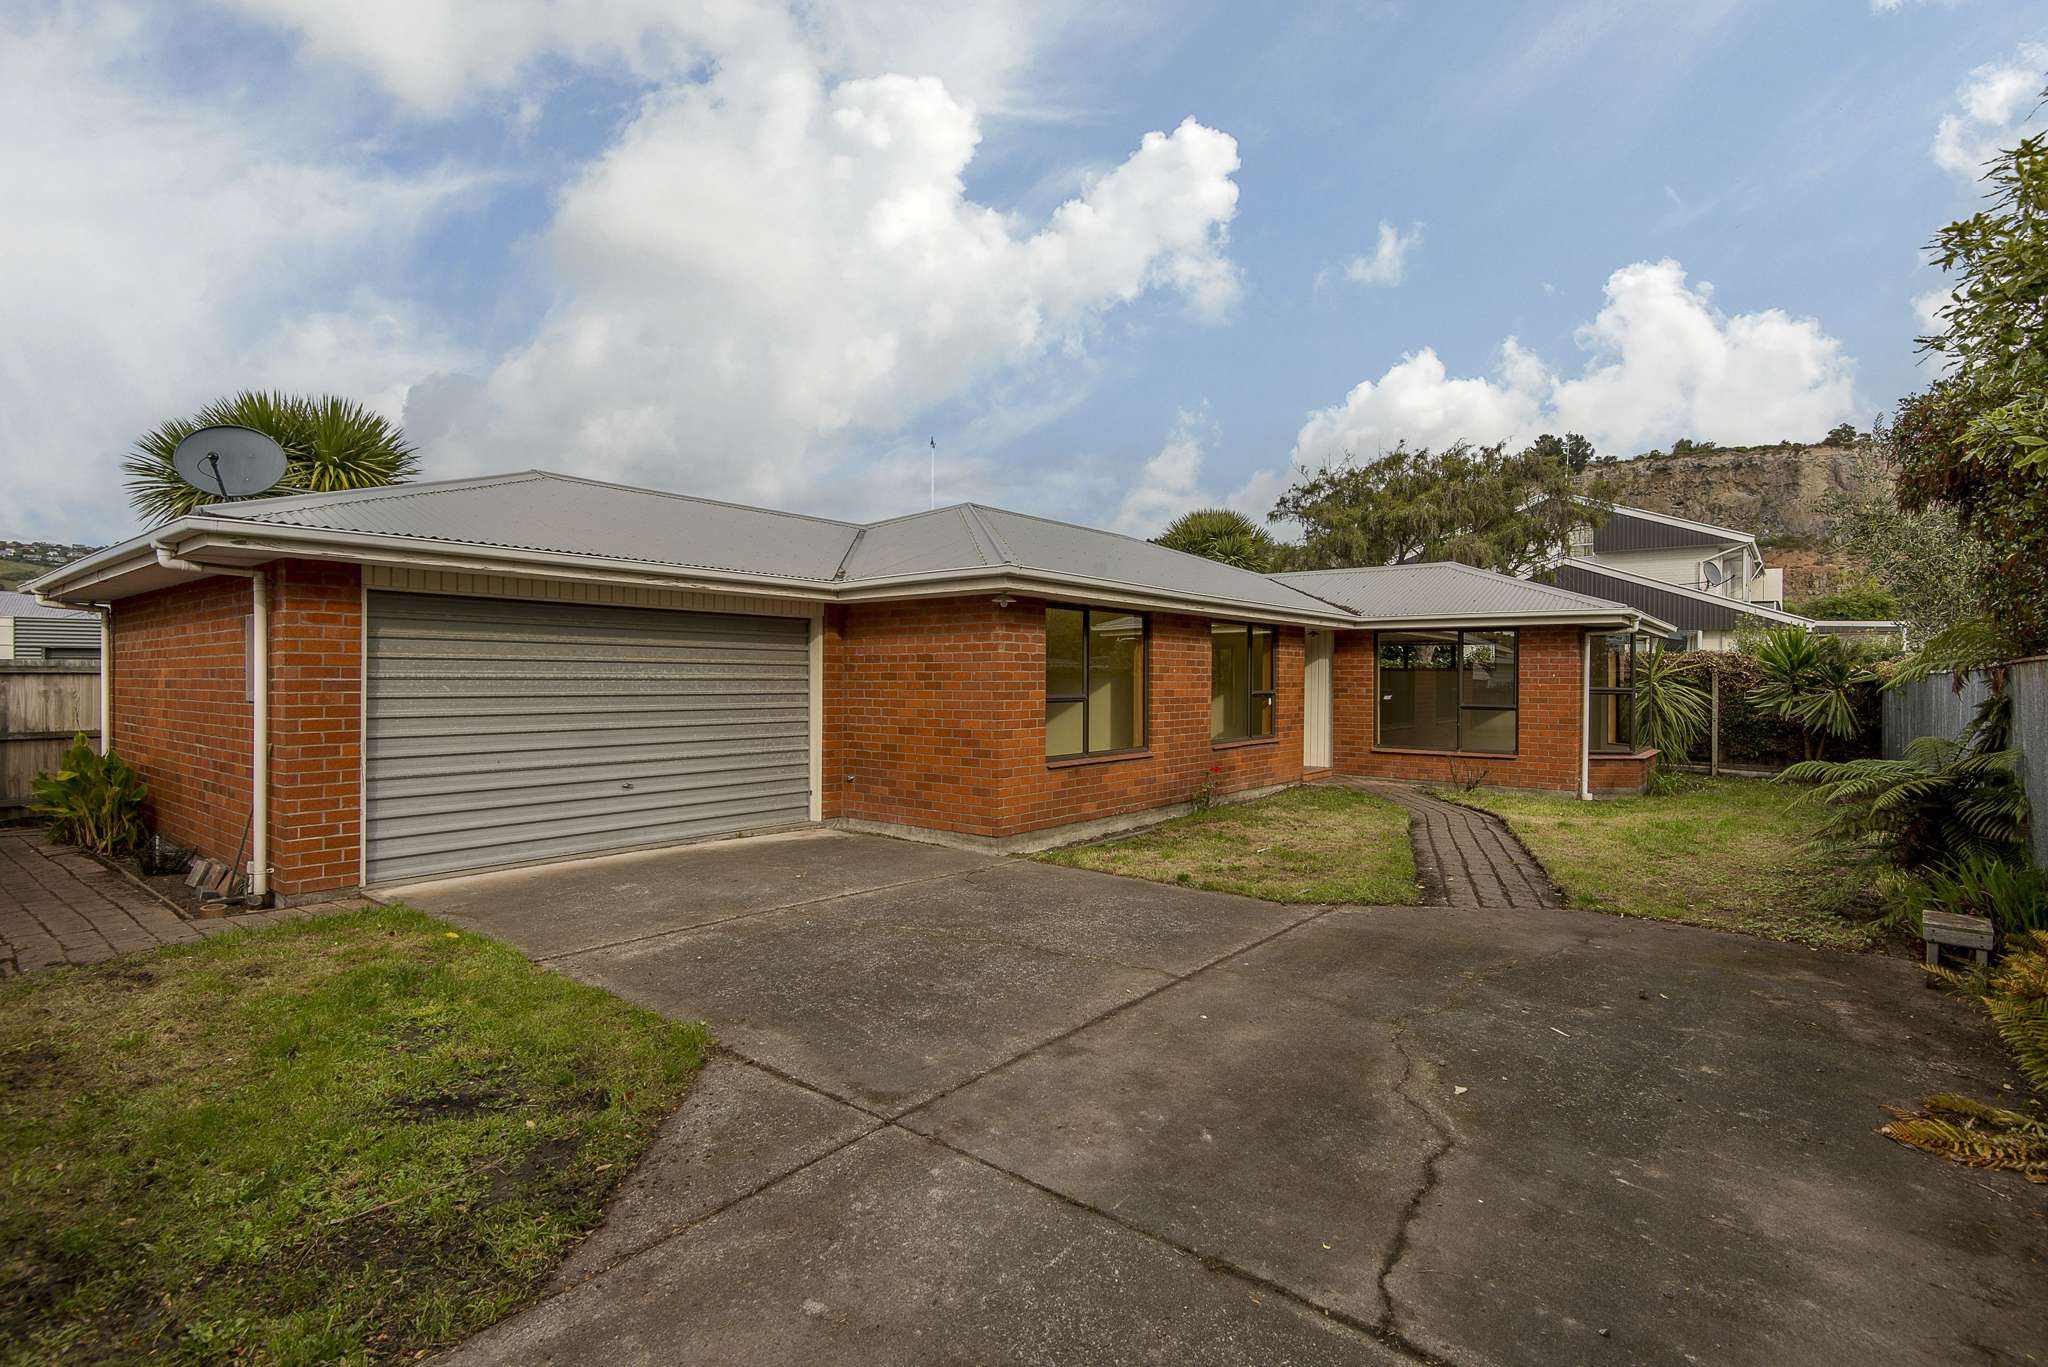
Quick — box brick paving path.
[0,831,327,978]
[1319,778,1563,909]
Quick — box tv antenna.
[171,425,288,501]
[929,436,937,511]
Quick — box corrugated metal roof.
[0,590,94,620]
[1546,561,1811,635]
[1275,563,1635,622]
[1591,507,1748,554]
[210,472,862,582]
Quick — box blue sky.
[3,1,2043,543]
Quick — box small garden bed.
[0,906,706,1364]
[1446,776,1883,950]
[1037,786,1421,905]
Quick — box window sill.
[1210,735,1279,751]
[1371,745,1519,760]
[1047,748,1153,770]
[1589,748,1659,762]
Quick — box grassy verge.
[1446,775,1880,949]
[1038,785,1421,905]
[0,905,707,1365]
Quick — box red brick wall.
[1329,625,1594,794]
[111,560,361,898]
[824,597,1304,839]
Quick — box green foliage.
[1524,431,1596,474]
[1271,440,1614,575]
[1788,583,1898,621]
[30,734,147,855]
[1781,692,2030,870]
[1891,853,2048,942]
[1890,120,2048,653]
[1884,618,2017,690]
[1667,437,1718,455]
[1823,422,1864,446]
[123,390,421,526]
[1633,647,1710,774]
[1152,507,1281,571]
[1745,628,1876,760]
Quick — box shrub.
[1780,692,2029,870]
[1747,627,1876,760]
[1890,853,2048,942]
[30,735,147,856]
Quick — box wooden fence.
[1,661,100,815]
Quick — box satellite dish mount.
[171,425,288,500]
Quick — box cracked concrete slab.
[903,933,1432,1328]
[551,1058,878,1291]
[440,1127,1413,1367]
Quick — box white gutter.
[152,542,269,904]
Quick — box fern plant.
[1780,691,2029,869]
[30,735,148,856]
[1885,929,2048,1182]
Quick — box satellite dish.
[1701,562,1724,588]
[171,425,288,500]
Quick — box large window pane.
[1250,692,1275,739]
[1088,613,1146,752]
[1251,625,1275,692]
[1461,707,1516,753]
[1378,631,1460,751]
[1211,623,1249,740]
[1461,631,1516,708]
[1592,693,1633,752]
[1594,633,1632,689]
[1045,608,1085,698]
[1045,699,1085,758]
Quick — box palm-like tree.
[1153,507,1281,572]
[1747,626,1876,760]
[123,391,421,525]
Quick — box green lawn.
[0,905,706,1366]
[1448,776,1881,950]
[1038,785,1422,905]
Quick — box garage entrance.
[364,591,811,883]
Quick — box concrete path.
[0,830,313,976]
[390,828,2048,1367]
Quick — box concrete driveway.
[393,830,2048,1367]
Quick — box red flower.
[1208,765,1223,774]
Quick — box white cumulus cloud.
[1342,221,1421,287]
[1111,408,1287,538]
[422,60,1241,508]
[1290,259,1857,469]
[1932,42,2047,180]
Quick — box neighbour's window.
[1046,606,1148,759]
[1376,629,1518,754]
[1211,622,1277,742]
[1589,632,1636,754]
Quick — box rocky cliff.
[1581,443,1882,600]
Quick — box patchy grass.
[1447,775,1881,950]
[0,905,707,1366]
[1038,786,1421,905]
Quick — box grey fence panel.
[1882,657,2048,868]
[2008,658,2048,870]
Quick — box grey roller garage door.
[365,592,811,883]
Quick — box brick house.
[30,472,1664,902]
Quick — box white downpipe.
[1579,629,1593,802]
[96,608,111,755]
[152,544,269,901]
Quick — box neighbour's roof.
[0,589,93,619]
[1275,562,1657,627]
[1590,504,1757,555]
[1548,559,1810,634]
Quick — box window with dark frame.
[1045,606,1148,759]
[1375,629,1519,754]
[1210,622,1277,742]
[1588,631,1637,754]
